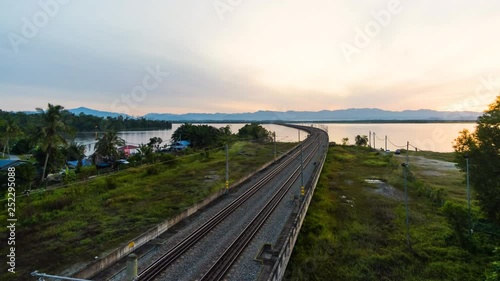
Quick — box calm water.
[314,123,475,152]
[75,123,475,155]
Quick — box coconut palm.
[138,143,154,163]
[66,141,86,168]
[94,130,125,160]
[1,119,21,159]
[36,104,73,181]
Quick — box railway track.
[136,129,321,281]
[200,139,319,281]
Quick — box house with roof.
[171,140,190,151]
[118,145,139,156]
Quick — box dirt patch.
[396,155,458,171]
[365,179,404,201]
[203,171,221,183]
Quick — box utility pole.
[225,143,229,193]
[465,154,471,237]
[299,130,304,196]
[403,141,411,247]
[369,131,371,148]
[373,132,376,150]
[385,135,387,151]
[273,131,276,162]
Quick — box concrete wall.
[266,131,328,281]
[73,146,298,280]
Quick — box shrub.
[104,177,118,190]
[146,165,160,176]
[441,201,472,247]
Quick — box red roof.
[119,145,139,150]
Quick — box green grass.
[285,146,499,281]
[405,149,456,162]
[0,141,296,280]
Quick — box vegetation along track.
[136,128,322,281]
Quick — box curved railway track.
[137,128,323,281]
[200,139,319,281]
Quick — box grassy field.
[285,145,499,281]
[0,141,296,280]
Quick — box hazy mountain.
[68,107,133,118]
[64,107,481,121]
[144,108,481,122]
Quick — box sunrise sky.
[1,0,499,116]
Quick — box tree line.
[0,104,274,191]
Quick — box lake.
[75,122,476,155]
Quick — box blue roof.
[175,140,190,146]
[67,159,92,168]
[0,160,30,171]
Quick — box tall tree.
[94,130,125,160]
[171,123,224,149]
[147,137,163,151]
[355,135,369,146]
[36,104,73,181]
[0,118,22,159]
[237,123,272,143]
[137,143,154,163]
[454,96,500,223]
[66,142,86,168]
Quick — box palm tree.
[1,119,21,159]
[36,104,73,181]
[137,143,154,164]
[67,141,86,168]
[94,130,125,161]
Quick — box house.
[171,140,190,150]
[66,158,93,169]
[118,145,139,156]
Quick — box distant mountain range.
[66,107,481,122]
[68,107,133,118]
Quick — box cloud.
[1,0,500,114]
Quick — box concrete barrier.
[72,145,299,280]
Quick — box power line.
[387,138,407,148]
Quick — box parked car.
[395,149,401,155]
[116,159,130,165]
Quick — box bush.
[441,201,472,247]
[104,177,118,190]
[78,166,97,179]
[159,153,176,166]
[146,165,160,176]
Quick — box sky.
[1,0,500,116]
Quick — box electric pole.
[273,131,276,162]
[225,143,229,193]
[403,141,411,247]
[369,131,371,148]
